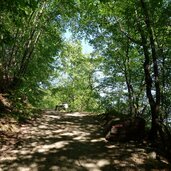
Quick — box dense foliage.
[0,0,66,109]
[66,0,171,136]
[41,41,102,112]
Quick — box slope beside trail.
[0,110,170,171]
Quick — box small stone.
[148,151,157,159]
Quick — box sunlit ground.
[0,110,170,171]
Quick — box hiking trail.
[0,110,170,171]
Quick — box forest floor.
[0,110,171,171]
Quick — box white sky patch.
[81,39,94,54]
[64,30,94,54]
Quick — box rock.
[104,118,121,135]
[105,124,123,141]
[105,117,145,142]
[148,151,157,159]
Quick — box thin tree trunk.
[20,30,42,75]
[124,40,134,116]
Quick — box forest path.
[0,110,170,171]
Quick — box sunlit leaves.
[0,0,71,109]
[47,41,101,111]
[66,0,170,116]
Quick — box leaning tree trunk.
[134,0,161,140]
[139,0,161,140]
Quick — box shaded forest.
[0,0,171,164]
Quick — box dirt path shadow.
[0,111,170,171]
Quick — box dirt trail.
[0,111,170,171]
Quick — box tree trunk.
[124,40,134,116]
[139,0,161,140]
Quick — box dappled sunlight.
[0,110,170,171]
[75,159,110,171]
[105,144,118,149]
[130,153,146,164]
[34,141,69,153]
[44,114,61,119]
[70,131,90,140]
[90,137,105,143]
[65,112,88,117]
